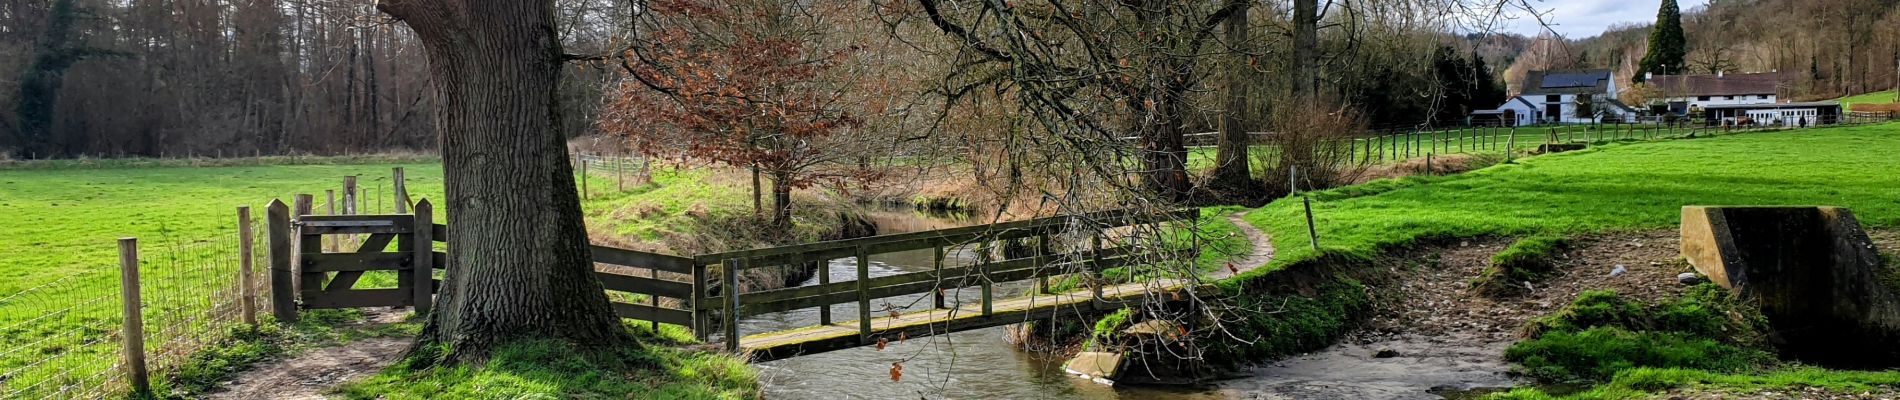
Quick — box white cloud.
[1494,0,1710,38]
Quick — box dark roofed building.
[1488,70,1632,125]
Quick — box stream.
[750,208,1515,399]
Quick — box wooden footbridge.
[263,200,1198,361]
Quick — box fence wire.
[0,215,269,399]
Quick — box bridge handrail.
[691,208,1194,268]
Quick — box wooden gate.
[266,199,436,322]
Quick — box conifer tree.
[1636,0,1687,82]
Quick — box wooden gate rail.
[267,199,437,322]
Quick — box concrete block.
[1064,351,1124,386]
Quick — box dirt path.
[206,309,412,400]
[1214,211,1275,279]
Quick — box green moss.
[1084,308,1134,351]
[335,339,757,400]
[1506,286,1774,384]
[1210,272,1370,363]
[1471,234,1569,296]
[1486,367,1900,399]
[1505,327,1773,383]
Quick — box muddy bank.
[1213,231,1695,398]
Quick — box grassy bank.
[1218,123,1900,395]
[1240,122,1899,279]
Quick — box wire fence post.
[117,238,150,395]
[393,167,409,214]
[237,206,257,327]
[1302,197,1320,251]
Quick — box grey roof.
[1522,70,1613,95]
[1648,72,1786,97]
[1510,96,1538,109]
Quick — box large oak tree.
[376,0,630,361]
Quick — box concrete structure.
[1679,206,1900,367]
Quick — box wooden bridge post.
[724,258,742,353]
[267,200,297,322]
[692,262,710,342]
[411,200,434,316]
[856,246,872,342]
[979,241,993,316]
[1090,235,1104,307]
[932,247,947,309]
[818,256,832,325]
[1036,234,1051,295]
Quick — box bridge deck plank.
[738,279,1185,361]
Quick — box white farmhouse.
[1472,70,1638,126]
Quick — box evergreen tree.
[1472,53,1506,109]
[1636,0,1686,82]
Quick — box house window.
[1698,96,1711,101]
[1758,95,1769,100]
[1546,95,1561,103]
[1726,96,1736,100]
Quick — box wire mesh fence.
[0,212,269,399]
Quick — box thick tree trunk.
[1210,6,1260,197]
[1292,0,1318,99]
[378,0,629,362]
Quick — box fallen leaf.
[876,337,888,351]
[890,362,904,382]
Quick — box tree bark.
[377,0,629,362]
[1210,5,1261,197]
[770,171,792,228]
[1292,0,1319,99]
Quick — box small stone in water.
[1374,347,1400,358]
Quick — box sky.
[1492,0,1711,39]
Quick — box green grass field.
[1240,122,1900,275]
[1234,122,1900,397]
[1839,89,1898,107]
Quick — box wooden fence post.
[118,238,150,394]
[267,200,297,322]
[393,167,408,214]
[1302,197,1320,251]
[579,154,590,200]
[725,258,743,352]
[412,200,434,315]
[237,206,257,327]
[1506,128,1518,163]
[324,190,337,252]
[342,176,357,215]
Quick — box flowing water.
[750,208,1514,399]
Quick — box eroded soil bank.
[1216,231,1696,398]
